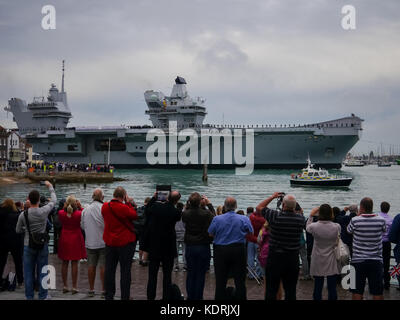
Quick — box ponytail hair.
[65,195,78,215]
[67,204,74,214]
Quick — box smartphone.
[156,185,171,202]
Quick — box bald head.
[92,188,104,202]
[283,194,296,212]
[170,191,181,204]
[224,197,237,212]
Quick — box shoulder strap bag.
[335,229,350,268]
[24,210,49,250]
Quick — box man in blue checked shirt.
[208,197,253,300]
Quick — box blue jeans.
[247,241,263,278]
[313,275,338,300]
[23,245,49,300]
[185,244,211,300]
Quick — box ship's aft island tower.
[144,76,207,129]
[5,60,72,135]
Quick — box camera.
[276,192,286,210]
[40,181,46,186]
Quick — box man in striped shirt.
[347,197,386,300]
[256,192,305,300]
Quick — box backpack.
[169,283,184,300]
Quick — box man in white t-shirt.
[81,188,105,298]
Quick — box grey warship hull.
[24,124,360,169]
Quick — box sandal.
[101,291,105,299]
[71,288,79,295]
[88,290,95,297]
[63,287,69,294]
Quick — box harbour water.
[1,165,400,287]
[1,165,399,217]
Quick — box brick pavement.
[0,254,399,300]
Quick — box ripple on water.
[0,166,399,217]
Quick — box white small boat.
[291,158,352,187]
[344,160,365,167]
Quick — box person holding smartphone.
[101,186,137,300]
[145,188,182,300]
[256,192,305,301]
[306,204,341,300]
[15,181,56,300]
[182,192,215,300]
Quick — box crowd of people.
[0,182,400,301]
[28,162,114,173]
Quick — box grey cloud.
[196,38,248,69]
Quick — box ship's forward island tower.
[145,76,206,129]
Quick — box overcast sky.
[0,0,399,155]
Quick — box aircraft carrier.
[4,62,363,169]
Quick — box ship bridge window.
[95,138,126,151]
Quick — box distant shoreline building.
[0,127,32,171]
[0,126,8,171]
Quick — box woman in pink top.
[258,221,283,300]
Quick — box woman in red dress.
[58,196,87,294]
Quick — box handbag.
[24,211,50,250]
[335,230,350,267]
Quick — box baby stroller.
[247,264,262,286]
